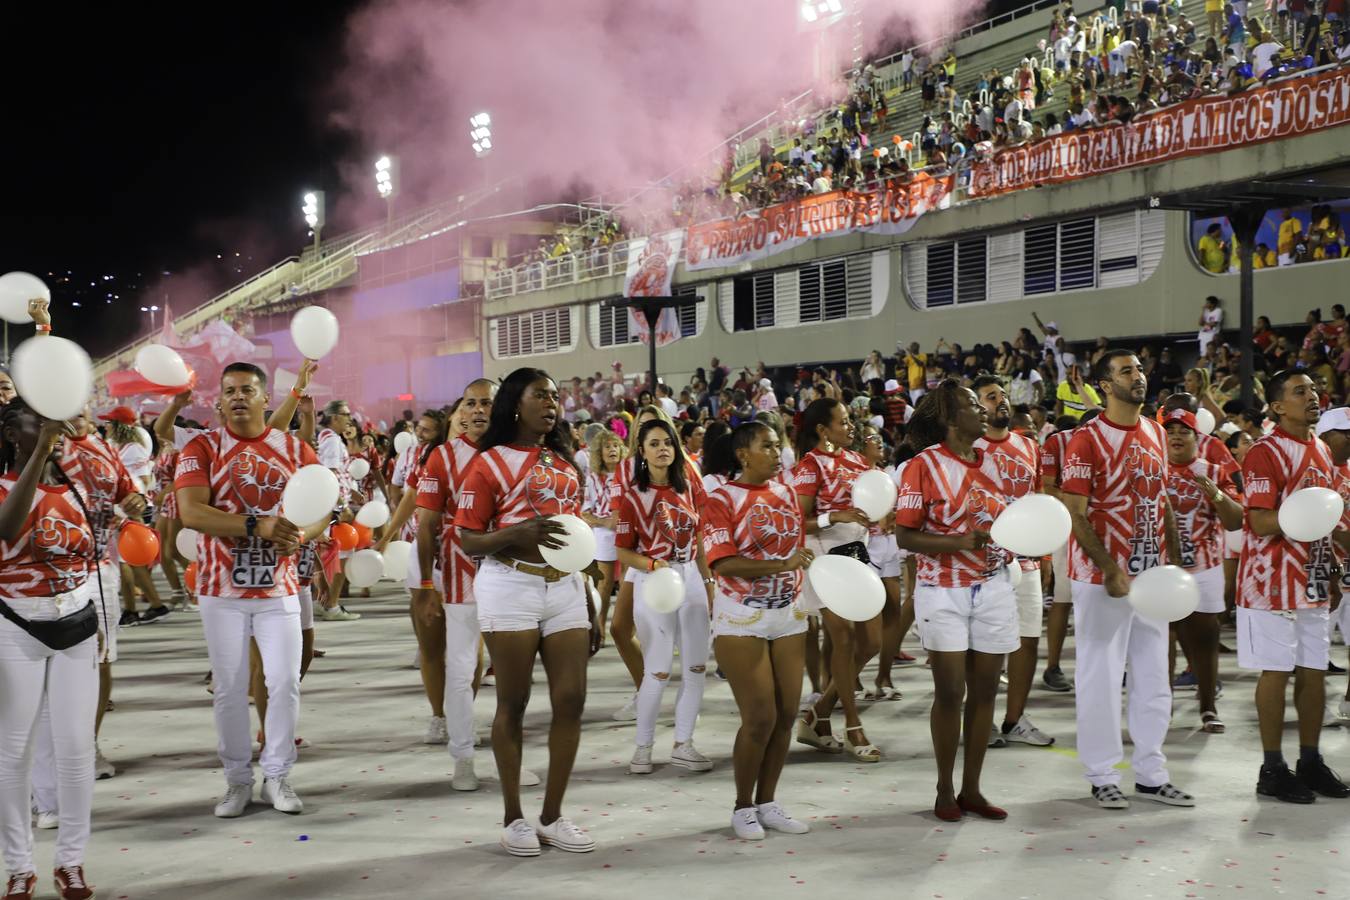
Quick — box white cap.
[1315,406,1350,436]
[759,378,773,389]
[1216,421,1240,438]
[884,379,901,392]
[1045,320,1060,331]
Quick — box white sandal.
[795,709,843,753]
[844,725,881,763]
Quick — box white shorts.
[473,558,589,637]
[868,535,902,579]
[404,553,445,592]
[298,585,314,631]
[1190,565,1225,615]
[914,574,1020,654]
[94,560,120,664]
[1051,543,1072,604]
[711,592,809,641]
[1108,51,1127,76]
[593,526,617,563]
[1237,606,1331,672]
[799,523,868,614]
[1014,565,1043,638]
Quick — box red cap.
[1163,408,1198,432]
[98,406,137,425]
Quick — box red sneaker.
[53,867,94,900]
[3,873,36,900]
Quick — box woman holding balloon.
[894,380,1019,822]
[455,367,598,858]
[858,423,904,701]
[705,420,815,840]
[580,429,626,644]
[616,418,715,776]
[791,398,881,762]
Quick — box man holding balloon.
[1236,370,1350,804]
[1060,349,1195,811]
[175,362,327,818]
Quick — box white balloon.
[1225,529,1244,553]
[1195,407,1216,435]
[852,469,898,522]
[1128,564,1200,622]
[393,431,415,455]
[345,548,385,588]
[0,272,48,324]
[1006,562,1022,588]
[539,514,597,574]
[642,566,686,613]
[355,499,391,529]
[281,464,340,527]
[12,336,92,421]
[1277,487,1345,543]
[290,305,340,360]
[990,494,1072,557]
[175,527,200,562]
[347,458,371,480]
[133,344,189,387]
[381,540,412,581]
[807,555,885,622]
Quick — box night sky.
[1,1,1020,358]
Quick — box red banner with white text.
[969,67,1350,198]
[684,172,954,270]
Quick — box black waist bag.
[827,541,871,566]
[0,596,97,651]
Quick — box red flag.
[105,367,197,398]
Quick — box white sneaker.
[611,695,637,722]
[536,816,595,853]
[756,801,809,834]
[94,746,115,780]
[731,807,765,840]
[474,727,485,747]
[629,744,654,774]
[501,818,540,857]
[424,716,449,744]
[1340,698,1350,724]
[451,758,479,791]
[319,605,361,621]
[987,724,1008,748]
[670,740,713,772]
[35,810,58,830]
[520,767,541,787]
[1004,714,1055,746]
[1325,705,1344,728]
[261,776,303,814]
[213,783,252,818]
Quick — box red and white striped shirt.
[1238,428,1345,611]
[615,480,707,562]
[0,475,95,598]
[1061,415,1170,584]
[1198,431,1240,482]
[583,469,616,520]
[702,480,803,608]
[1167,457,1241,572]
[1040,428,1071,489]
[416,436,481,602]
[609,456,702,505]
[317,428,356,507]
[1335,461,1350,593]
[894,444,1013,587]
[174,427,319,599]
[61,434,137,560]
[454,444,582,532]
[792,447,871,513]
[974,431,1043,571]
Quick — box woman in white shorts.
[616,419,715,776]
[581,429,625,642]
[705,421,815,841]
[860,424,903,701]
[895,381,1018,822]
[792,399,881,762]
[1163,409,1244,733]
[456,367,598,859]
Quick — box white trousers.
[1071,581,1171,788]
[200,595,301,785]
[631,561,711,747]
[0,610,97,874]
[443,604,481,762]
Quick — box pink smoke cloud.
[325,0,988,222]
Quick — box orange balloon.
[331,522,359,551]
[353,522,373,549]
[892,134,902,144]
[184,562,198,593]
[117,522,161,567]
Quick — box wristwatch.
[245,515,258,538]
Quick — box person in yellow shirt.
[1197,223,1228,273]
[1055,363,1103,421]
[1252,242,1277,269]
[1205,0,1224,39]
[900,341,928,400]
[1277,208,1303,266]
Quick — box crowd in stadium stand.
[1196,204,1349,272]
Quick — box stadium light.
[375,156,397,199]
[470,112,493,157]
[301,190,325,250]
[800,0,843,24]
